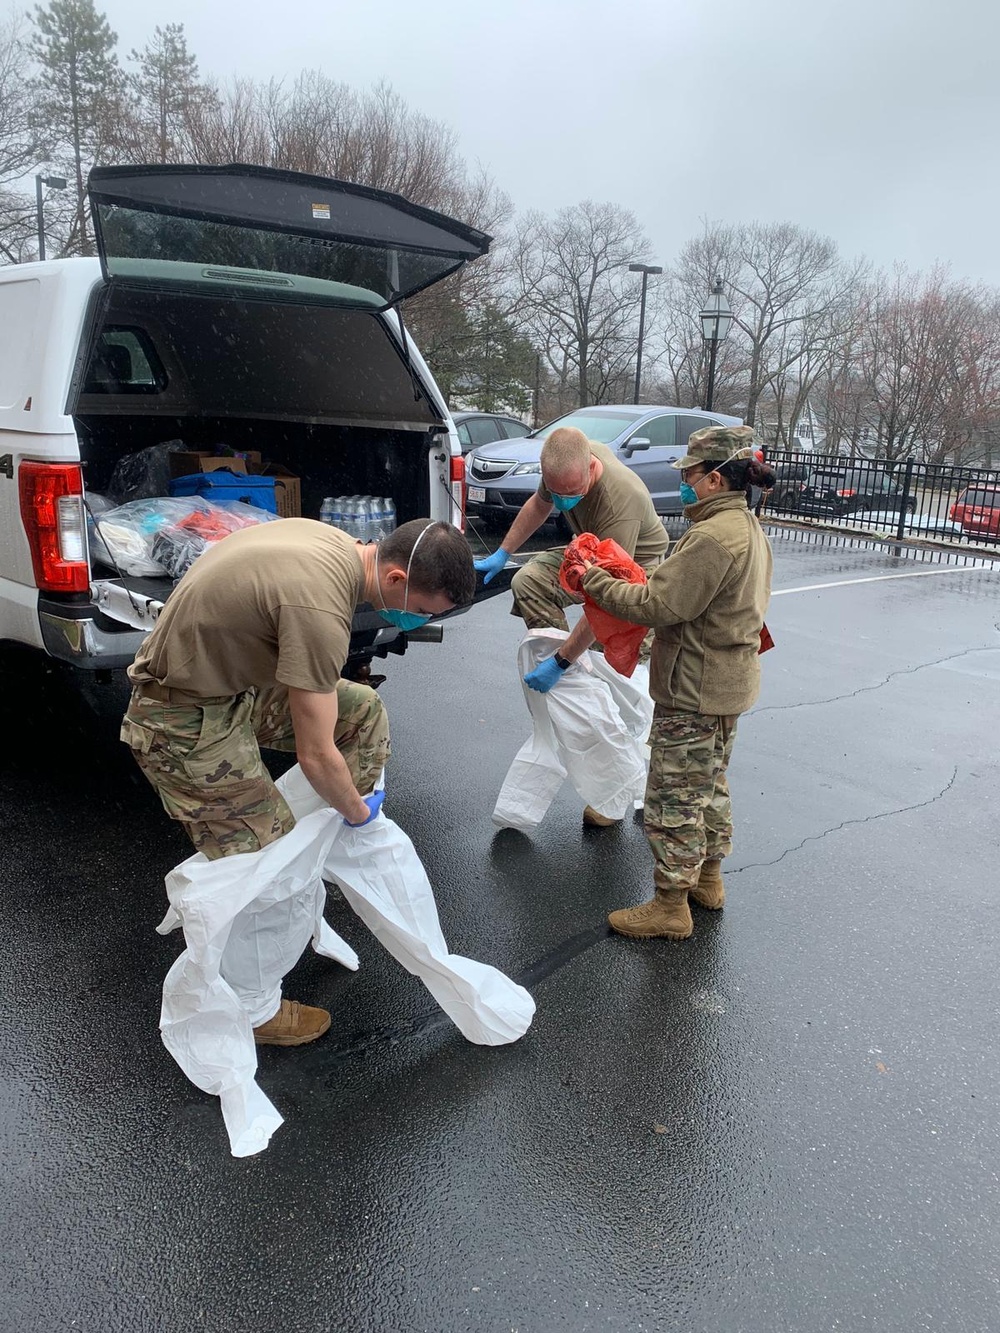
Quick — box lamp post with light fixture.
[35,173,68,262]
[628,262,663,405]
[699,276,733,412]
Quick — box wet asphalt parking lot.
[2,526,999,1333]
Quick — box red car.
[950,486,1000,541]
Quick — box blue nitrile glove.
[524,654,568,694]
[345,790,385,827]
[473,548,510,585]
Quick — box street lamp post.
[628,262,663,405]
[34,174,68,262]
[699,275,733,412]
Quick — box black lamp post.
[628,262,663,404]
[35,173,68,261]
[699,275,733,412]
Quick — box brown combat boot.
[608,889,693,940]
[583,805,621,827]
[690,859,725,910]
[253,999,331,1047]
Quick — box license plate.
[468,486,486,503]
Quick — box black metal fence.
[758,450,1000,549]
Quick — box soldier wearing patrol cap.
[579,424,778,940]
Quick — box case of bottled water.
[321,495,397,541]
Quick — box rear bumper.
[38,565,517,674]
[39,605,147,671]
[465,488,532,515]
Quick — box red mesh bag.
[559,533,648,678]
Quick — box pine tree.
[30,0,119,255]
[128,24,208,164]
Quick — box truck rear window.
[82,328,166,395]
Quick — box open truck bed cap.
[88,163,492,309]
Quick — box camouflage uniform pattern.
[121,680,389,860]
[511,548,659,659]
[510,548,582,634]
[644,706,738,897]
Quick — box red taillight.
[449,454,466,532]
[836,488,856,498]
[19,461,89,593]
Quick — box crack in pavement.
[316,764,965,1061]
[313,763,960,1064]
[727,766,960,877]
[318,924,612,1068]
[751,645,1000,717]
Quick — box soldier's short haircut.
[540,427,591,481]
[379,519,476,606]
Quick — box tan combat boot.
[583,805,621,828]
[608,889,693,940]
[690,859,725,911]
[253,999,331,1047]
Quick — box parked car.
[839,510,966,540]
[0,162,510,683]
[949,486,1000,541]
[767,462,813,511]
[773,464,917,518]
[452,411,531,453]
[464,404,742,526]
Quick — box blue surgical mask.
[380,608,432,631]
[376,526,434,631]
[552,493,584,512]
[679,483,700,506]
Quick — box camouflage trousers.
[510,547,658,660]
[644,707,738,897]
[121,680,390,860]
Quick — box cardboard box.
[169,450,301,519]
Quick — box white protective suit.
[156,764,535,1157]
[492,630,654,832]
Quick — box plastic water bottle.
[384,497,397,535]
[340,496,357,538]
[372,497,389,541]
[320,497,337,525]
[360,497,376,542]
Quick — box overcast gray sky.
[18,0,1000,284]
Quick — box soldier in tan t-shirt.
[122,517,475,1048]
[472,426,668,824]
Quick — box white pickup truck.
[0,163,499,681]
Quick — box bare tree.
[646,271,751,414]
[511,201,650,407]
[923,285,1000,466]
[812,285,878,457]
[0,17,50,261]
[0,17,44,187]
[859,266,976,462]
[676,221,859,429]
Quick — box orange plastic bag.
[559,533,648,678]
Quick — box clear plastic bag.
[92,497,277,578]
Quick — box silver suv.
[465,404,743,526]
